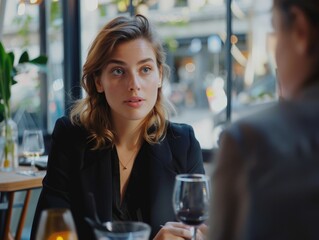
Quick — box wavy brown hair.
[70,15,170,149]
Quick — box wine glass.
[22,129,45,174]
[91,221,151,240]
[36,208,78,240]
[173,174,211,240]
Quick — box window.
[78,0,276,151]
[2,1,42,133]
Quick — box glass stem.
[192,227,197,240]
[31,156,36,172]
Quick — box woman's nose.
[128,73,141,91]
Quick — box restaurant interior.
[0,0,277,239]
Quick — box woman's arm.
[153,124,206,240]
[30,117,79,239]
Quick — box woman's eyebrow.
[106,59,126,66]
[105,58,155,67]
[137,58,155,65]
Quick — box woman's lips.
[124,97,145,108]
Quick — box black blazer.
[31,117,204,239]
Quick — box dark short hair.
[273,0,319,83]
[273,0,319,27]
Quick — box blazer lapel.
[147,139,178,235]
[80,147,113,223]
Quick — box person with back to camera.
[30,15,207,240]
[209,0,319,239]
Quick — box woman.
[210,0,319,239]
[31,15,205,240]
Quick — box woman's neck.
[113,119,143,149]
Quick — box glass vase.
[0,118,18,172]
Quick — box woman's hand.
[153,222,192,240]
[153,222,208,240]
[197,224,208,240]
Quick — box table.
[0,168,45,240]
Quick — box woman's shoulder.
[55,116,72,127]
[166,121,196,141]
[167,121,194,135]
[52,116,88,140]
[164,121,203,173]
[53,116,80,131]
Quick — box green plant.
[0,42,47,121]
[0,41,47,169]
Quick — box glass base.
[0,166,13,172]
[16,170,40,177]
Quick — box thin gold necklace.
[118,147,139,170]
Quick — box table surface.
[0,168,45,192]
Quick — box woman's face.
[95,38,162,124]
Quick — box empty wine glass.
[36,208,78,240]
[22,129,45,174]
[91,221,151,240]
[173,174,211,240]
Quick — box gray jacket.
[210,82,319,240]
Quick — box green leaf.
[3,54,12,103]
[30,55,48,64]
[0,43,9,102]
[12,78,17,85]
[0,42,6,68]
[0,103,4,122]
[7,52,14,66]
[18,51,29,63]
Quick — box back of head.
[273,0,319,82]
[273,0,319,27]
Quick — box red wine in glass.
[173,174,210,240]
[176,208,208,226]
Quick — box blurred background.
[0,0,277,238]
[0,0,277,151]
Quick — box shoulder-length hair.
[70,14,170,149]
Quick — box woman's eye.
[141,67,151,74]
[112,68,124,76]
